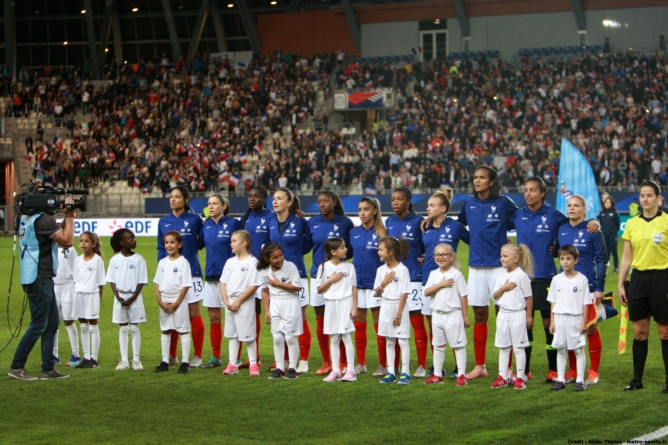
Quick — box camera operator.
[8,197,75,381]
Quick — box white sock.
[229,338,240,365]
[342,333,354,371]
[386,338,396,375]
[180,333,191,363]
[119,325,129,362]
[285,334,299,370]
[65,323,79,356]
[433,346,445,377]
[80,323,90,359]
[53,328,59,357]
[557,348,567,383]
[130,324,141,361]
[330,334,341,373]
[499,347,511,379]
[273,332,286,371]
[161,333,170,363]
[574,347,586,383]
[399,338,410,375]
[247,339,258,366]
[454,347,467,377]
[515,347,526,379]
[89,325,100,360]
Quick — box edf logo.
[124,220,152,234]
[74,220,98,235]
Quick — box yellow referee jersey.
[622,212,668,270]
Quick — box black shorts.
[531,279,551,312]
[628,269,668,323]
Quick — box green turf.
[0,236,666,445]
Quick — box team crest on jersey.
[542,215,547,223]
[343,272,348,277]
[184,221,189,227]
[491,204,497,213]
[261,218,266,225]
[173,268,178,273]
[88,266,93,271]
[333,224,339,231]
[281,277,286,282]
[406,224,412,232]
[654,232,664,245]
[223,223,228,230]
[445,225,451,233]
[573,286,579,293]
[130,264,135,269]
[372,233,377,240]
[241,267,246,272]
[393,277,398,282]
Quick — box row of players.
[54,225,594,389]
[52,166,618,389]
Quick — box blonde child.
[491,243,534,390]
[221,231,262,377]
[375,237,412,384]
[315,238,358,383]
[73,231,106,369]
[107,229,148,371]
[548,245,593,392]
[154,231,193,375]
[53,244,81,367]
[258,242,303,380]
[423,243,470,386]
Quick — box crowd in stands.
[4,47,668,195]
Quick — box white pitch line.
[624,426,668,444]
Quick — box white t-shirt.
[373,263,411,301]
[54,246,77,284]
[547,272,593,315]
[258,260,301,300]
[493,267,532,311]
[315,261,357,300]
[106,253,149,293]
[221,256,262,300]
[153,256,193,298]
[73,254,106,293]
[424,267,468,312]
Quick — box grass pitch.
[0,236,666,445]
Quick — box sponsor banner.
[57,218,160,237]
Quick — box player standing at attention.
[221,231,262,376]
[73,231,105,369]
[53,244,81,367]
[421,189,469,377]
[107,229,148,371]
[157,186,205,368]
[200,195,240,369]
[154,231,193,375]
[457,166,519,380]
[490,244,534,390]
[269,188,313,373]
[308,191,355,375]
[238,186,274,368]
[548,245,593,392]
[375,237,412,384]
[557,195,607,385]
[386,187,427,377]
[258,243,303,380]
[350,197,386,375]
[316,238,358,382]
[423,243,469,386]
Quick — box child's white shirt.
[373,263,411,301]
[315,260,357,300]
[547,272,593,315]
[54,246,77,284]
[153,256,193,298]
[258,260,301,300]
[424,267,468,312]
[221,255,262,300]
[493,267,532,311]
[106,253,149,293]
[73,254,106,293]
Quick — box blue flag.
[556,138,601,217]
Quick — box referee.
[618,181,668,392]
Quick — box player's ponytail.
[257,242,282,271]
[360,197,386,237]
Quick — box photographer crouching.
[8,196,75,380]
